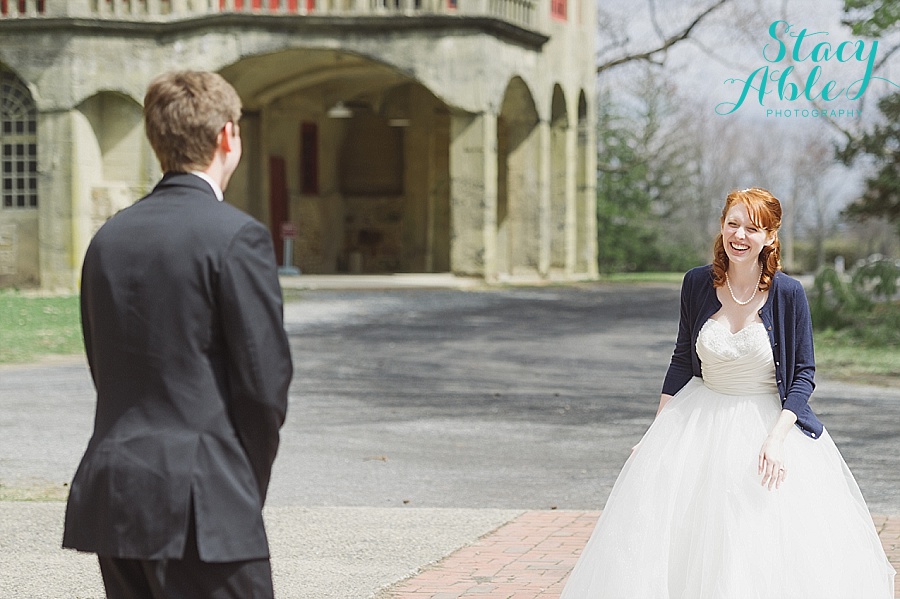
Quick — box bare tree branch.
[597,0,731,74]
[685,37,754,71]
[596,162,636,174]
[765,0,862,144]
[647,0,667,44]
[782,72,860,145]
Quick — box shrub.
[809,259,900,347]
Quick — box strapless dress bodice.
[696,318,778,395]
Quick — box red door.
[269,156,289,265]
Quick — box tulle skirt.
[561,377,896,599]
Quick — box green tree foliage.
[839,1,900,232]
[838,91,900,232]
[596,93,659,273]
[843,0,900,36]
[595,75,703,273]
[810,259,900,346]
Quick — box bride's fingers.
[762,462,786,491]
[760,457,771,480]
[776,467,787,489]
[761,461,779,490]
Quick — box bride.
[560,188,895,598]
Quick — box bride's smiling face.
[721,203,774,266]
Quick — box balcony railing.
[1,0,46,17]
[0,0,540,30]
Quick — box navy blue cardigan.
[661,265,824,439]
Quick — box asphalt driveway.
[2,282,898,513]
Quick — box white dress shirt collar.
[189,171,224,201]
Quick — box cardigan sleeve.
[661,269,696,396]
[781,281,817,418]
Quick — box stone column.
[583,109,598,277]
[564,114,577,275]
[57,0,92,17]
[574,112,597,276]
[449,110,497,279]
[70,109,99,293]
[171,0,189,14]
[537,118,551,277]
[37,109,77,291]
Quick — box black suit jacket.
[63,172,293,562]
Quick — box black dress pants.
[97,513,273,599]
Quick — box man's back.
[65,173,292,562]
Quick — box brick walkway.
[384,511,900,599]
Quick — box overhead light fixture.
[327,101,352,119]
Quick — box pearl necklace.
[725,268,762,306]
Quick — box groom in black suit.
[63,71,293,598]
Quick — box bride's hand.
[758,436,787,491]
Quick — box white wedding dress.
[561,318,895,598]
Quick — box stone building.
[0,0,597,290]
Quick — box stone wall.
[0,215,38,287]
[0,5,597,288]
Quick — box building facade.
[0,0,596,290]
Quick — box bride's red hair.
[712,187,782,291]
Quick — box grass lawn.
[0,292,83,364]
[598,272,685,284]
[814,331,900,388]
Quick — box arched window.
[0,69,37,209]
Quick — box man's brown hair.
[143,71,242,173]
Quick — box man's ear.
[220,123,233,153]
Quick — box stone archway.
[497,77,540,277]
[73,92,151,267]
[220,50,451,274]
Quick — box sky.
[593,0,899,225]
[596,0,898,128]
